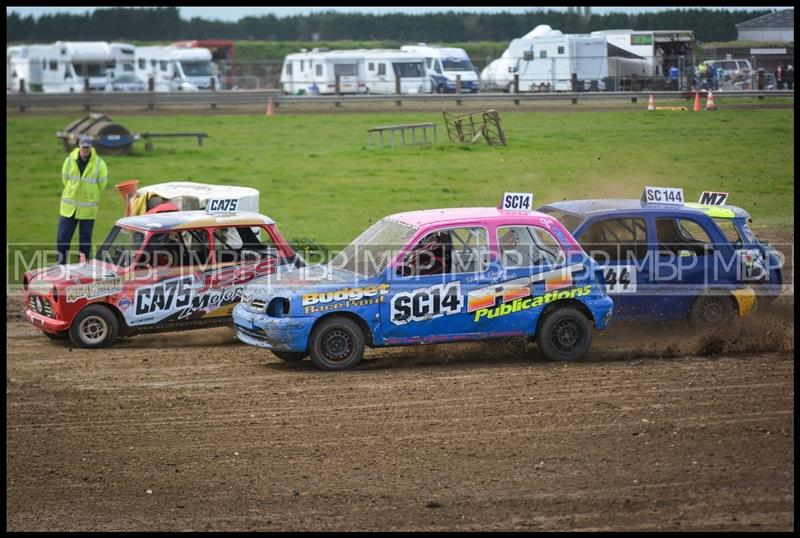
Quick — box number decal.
[642,186,684,206]
[390,281,463,325]
[604,265,637,294]
[500,192,533,211]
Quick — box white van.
[135,46,219,91]
[400,44,479,93]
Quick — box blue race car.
[233,200,613,370]
[538,188,782,329]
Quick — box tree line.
[6,7,776,44]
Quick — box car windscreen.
[328,218,419,278]
[537,207,584,234]
[181,61,214,76]
[95,226,145,267]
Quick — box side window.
[144,231,188,269]
[523,49,534,61]
[425,58,432,69]
[580,218,648,262]
[159,60,168,72]
[285,62,293,75]
[138,58,145,69]
[540,50,548,59]
[368,62,375,71]
[400,227,488,277]
[498,226,565,269]
[180,229,212,267]
[49,60,58,71]
[300,60,304,72]
[558,46,565,54]
[213,226,277,264]
[714,219,743,247]
[315,64,322,76]
[655,218,713,256]
[434,60,442,74]
[378,63,386,76]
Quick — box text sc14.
[500,192,533,211]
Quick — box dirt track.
[5,294,794,531]
[6,228,795,531]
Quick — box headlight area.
[267,297,290,318]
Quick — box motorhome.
[172,39,235,89]
[481,25,608,92]
[109,42,137,81]
[135,45,219,91]
[592,29,695,85]
[7,41,112,93]
[280,48,429,95]
[400,44,479,93]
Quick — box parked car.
[233,202,614,370]
[108,73,146,92]
[23,205,303,348]
[537,188,779,328]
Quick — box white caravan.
[358,49,428,94]
[280,48,366,95]
[280,48,429,95]
[135,46,220,91]
[400,44,479,93]
[7,41,112,93]
[483,25,608,92]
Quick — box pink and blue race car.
[233,195,613,370]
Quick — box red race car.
[23,182,302,348]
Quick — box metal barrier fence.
[6,89,794,112]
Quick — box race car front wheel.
[308,316,365,371]
[69,305,119,348]
[537,307,592,362]
[272,350,309,362]
[689,294,735,330]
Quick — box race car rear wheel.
[272,350,308,362]
[69,305,119,348]
[308,316,365,371]
[689,294,735,330]
[537,307,592,362]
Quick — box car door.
[379,225,492,344]
[575,215,654,319]
[651,215,732,320]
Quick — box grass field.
[6,107,794,272]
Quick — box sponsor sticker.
[302,284,390,314]
[65,278,122,303]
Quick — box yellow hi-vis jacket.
[60,147,109,219]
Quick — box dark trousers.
[56,215,94,264]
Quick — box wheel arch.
[535,298,594,335]
[311,311,374,347]
[73,301,129,335]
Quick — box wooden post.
[513,74,520,105]
[335,74,341,96]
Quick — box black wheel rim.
[551,318,581,353]
[321,328,353,363]
[702,298,725,324]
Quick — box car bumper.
[25,309,69,333]
[587,296,614,330]
[232,304,311,352]
[731,287,757,317]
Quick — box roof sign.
[206,198,239,215]
[641,186,684,206]
[499,192,533,211]
[698,191,729,206]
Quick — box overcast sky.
[6,6,793,22]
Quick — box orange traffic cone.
[647,94,656,111]
[693,92,701,112]
[266,97,274,116]
[706,90,716,110]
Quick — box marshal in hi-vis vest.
[60,147,109,219]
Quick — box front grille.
[250,299,266,311]
[28,295,55,318]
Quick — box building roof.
[736,9,795,30]
[116,210,274,231]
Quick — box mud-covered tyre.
[68,305,119,348]
[689,294,735,330]
[272,350,308,362]
[537,307,592,362]
[308,317,365,371]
